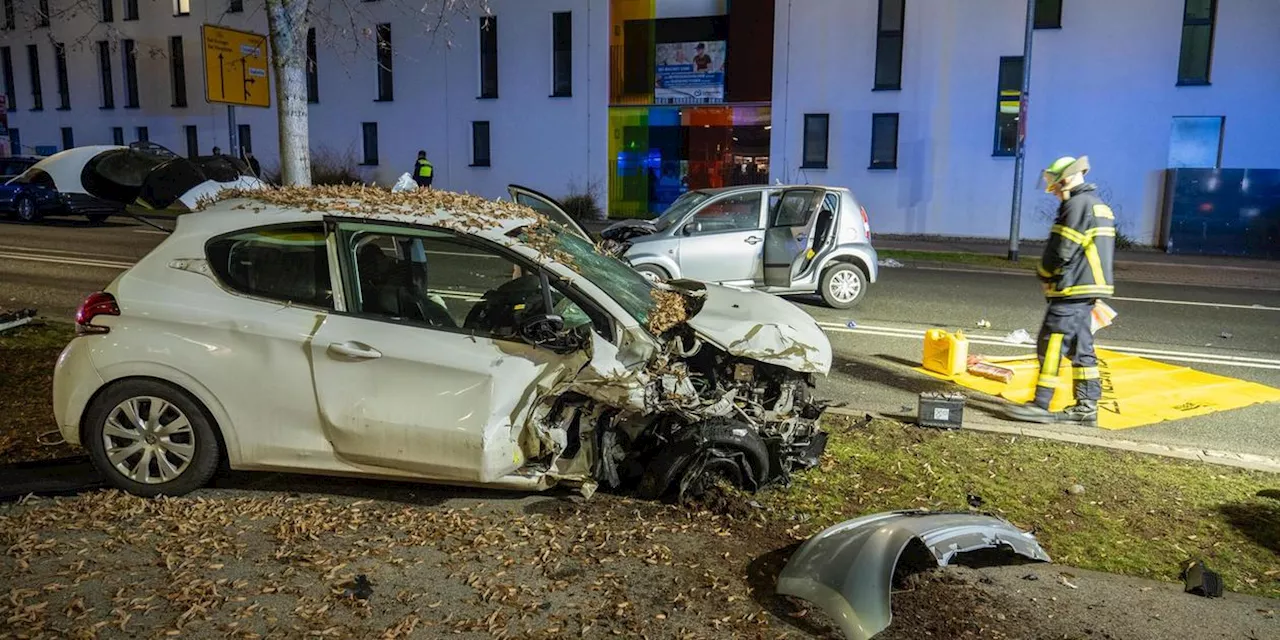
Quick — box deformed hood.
[683,283,832,374]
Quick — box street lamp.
[1007,0,1036,261]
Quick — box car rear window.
[206,223,334,309]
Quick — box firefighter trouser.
[1033,300,1100,409]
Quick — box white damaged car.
[53,187,832,499]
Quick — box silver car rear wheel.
[820,264,867,309]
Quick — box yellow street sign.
[201,24,270,108]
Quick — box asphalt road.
[4,216,1280,459]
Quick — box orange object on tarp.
[966,355,1015,383]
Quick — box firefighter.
[1007,156,1115,427]
[413,150,434,189]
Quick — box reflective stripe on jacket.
[415,159,434,178]
[1038,183,1115,301]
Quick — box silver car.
[601,186,879,308]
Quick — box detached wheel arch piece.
[820,262,868,309]
[633,263,670,283]
[637,419,770,501]
[83,378,221,497]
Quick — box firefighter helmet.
[1042,155,1090,192]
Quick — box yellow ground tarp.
[918,348,1280,430]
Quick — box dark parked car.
[0,156,42,180]
[0,156,66,223]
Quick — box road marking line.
[1112,296,1280,312]
[0,244,139,261]
[133,229,171,235]
[0,252,133,270]
[905,266,1280,300]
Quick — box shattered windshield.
[652,191,710,232]
[521,227,657,328]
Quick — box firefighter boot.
[1006,402,1057,424]
[1058,400,1099,427]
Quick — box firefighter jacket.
[415,158,434,179]
[1037,183,1115,301]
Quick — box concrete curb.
[826,407,1280,474]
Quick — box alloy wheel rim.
[17,200,34,221]
[102,396,196,484]
[829,270,862,302]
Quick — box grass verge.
[0,322,79,463]
[879,248,1040,271]
[760,415,1280,598]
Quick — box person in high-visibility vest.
[1007,155,1115,427]
[413,151,434,188]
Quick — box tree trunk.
[266,0,312,186]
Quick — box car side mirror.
[682,221,702,236]
[519,313,582,353]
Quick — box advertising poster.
[655,41,725,102]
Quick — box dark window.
[551,11,572,97]
[1034,0,1062,28]
[471,121,491,167]
[207,224,334,309]
[0,47,12,110]
[3,0,13,30]
[135,126,148,142]
[123,39,139,107]
[124,0,137,20]
[112,126,124,145]
[97,41,114,108]
[170,36,187,107]
[238,124,252,154]
[772,190,819,227]
[228,0,243,13]
[801,114,829,169]
[1178,0,1216,85]
[687,192,763,235]
[375,23,393,101]
[173,0,189,17]
[185,125,198,158]
[54,42,69,109]
[870,113,899,169]
[993,56,1023,156]
[306,28,319,103]
[61,126,73,149]
[36,0,49,27]
[26,44,41,111]
[8,128,18,154]
[874,0,904,90]
[479,15,498,98]
[361,122,379,165]
[101,0,113,22]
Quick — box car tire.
[85,214,110,225]
[84,379,221,498]
[637,419,770,502]
[14,197,41,223]
[820,263,868,309]
[634,264,670,283]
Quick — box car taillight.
[860,205,872,239]
[75,291,120,335]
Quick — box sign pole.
[227,105,238,157]
[1007,0,1035,262]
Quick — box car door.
[308,220,587,483]
[508,184,593,241]
[763,188,823,287]
[672,190,767,284]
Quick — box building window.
[1178,0,1216,85]
[471,121,491,167]
[238,124,252,154]
[123,39,139,108]
[173,0,189,17]
[98,41,114,108]
[551,12,571,97]
[170,36,187,107]
[801,114,829,169]
[36,0,49,27]
[8,128,18,153]
[870,113,899,169]
[992,56,1023,156]
[26,44,41,111]
[185,125,198,158]
[479,16,498,99]
[375,23,393,101]
[61,126,73,150]
[3,0,13,30]
[54,42,69,110]
[1168,116,1224,168]
[228,0,243,13]
[124,0,137,21]
[361,122,379,165]
[112,126,124,145]
[1,47,15,110]
[1034,0,1062,29]
[135,126,148,143]
[874,0,904,90]
[101,0,113,22]
[306,28,319,103]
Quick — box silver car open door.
[763,188,823,287]
[507,184,593,241]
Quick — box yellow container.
[923,329,970,376]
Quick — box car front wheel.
[84,380,221,497]
[634,264,669,283]
[820,263,868,309]
[14,197,40,223]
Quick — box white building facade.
[3,0,1278,244]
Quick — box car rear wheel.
[14,197,40,223]
[634,264,670,283]
[84,380,221,497]
[85,214,110,225]
[820,263,868,309]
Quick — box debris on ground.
[1182,561,1225,598]
[342,574,374,601]
[0,308,37,334]
[1059,574,1079,589]
[966,355,1015,383]
[1068,484,1086,496]
[1221,331,1234,339]
[878,258,905,268]
[1002,328,1035,345]
[967,493,985,508]
[917,391,966,429]
[1023,573,1041,581]
[846,320,858,329]
[977,319,992,329]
